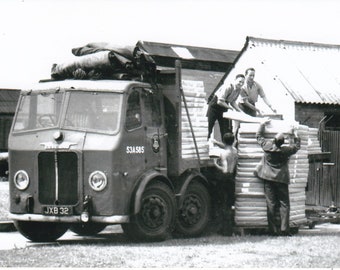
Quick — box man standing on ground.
[239,68,277,117]
[211,132,238,236]
[255,120,300,236]
[207,74,245,140]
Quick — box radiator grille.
[38,152,78,205]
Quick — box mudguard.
[176,170,209,206]
[133,169,174,214]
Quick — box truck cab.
[8,70,212,242]
[8,41,236,242]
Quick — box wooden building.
[0,89,20,177]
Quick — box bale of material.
[181,80,209,160]
[51,51,116,79]
[234,120,310,227]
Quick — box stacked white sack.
[181,80,209,160]
[288,124,309,226]
[235,120,309,227]
[307,127,322,154]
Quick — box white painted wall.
[223,45,297,122]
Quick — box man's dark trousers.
[207,107,231,139]
[264,180,290,234]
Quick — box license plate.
[43,206,72,216]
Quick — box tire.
[308,221,316,229]
[14,221,69,242]
[122,181,176,242]
[330,221,340,224]
[69,223,107,236]
[175,181,211,237]
[290,226,299,234]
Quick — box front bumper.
[9,213,129,223]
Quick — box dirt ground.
[0,223,340,267]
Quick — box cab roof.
[21,79,152,94]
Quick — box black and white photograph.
[0,0,340,268]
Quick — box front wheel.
[69,223,107,236]
[122,181,176,242]
[175,181,211,237]
[14,221,69,242]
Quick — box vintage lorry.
[8,42,237,242]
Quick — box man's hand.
[293,128,299,137]
[260,117,271,125]
[211,138,218,144]
[256,108,263,116]
[269,105,277,114]
[289,124,299,136]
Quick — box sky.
[1,0,340,88]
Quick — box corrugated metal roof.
[0,89,20,114]
[138,40,239,62]
[235,36,340,105]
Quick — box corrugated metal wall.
[0,89,20,151]
[0,114,14,151]
[0,89,20,114]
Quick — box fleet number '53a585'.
[126,146,145,154]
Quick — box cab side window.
[143,89,161,127]
[126,91,142,130]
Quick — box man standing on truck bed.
[211,132,238,236]
[207,74,245,140]
[239,68,277,117]
[255,120,301,236]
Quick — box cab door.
[122,89,146,182]
[141,87,167,172]
[121,87,166,188]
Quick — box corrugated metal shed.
[226,36,340,105]
[0,89,20,151]
[137,40,239,72]
[0,89,20,114]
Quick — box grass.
[0,224,340,267]
[0,181,10,220]
[1,180,339,267]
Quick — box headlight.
[14,170,30,190]
[89,171,107,191]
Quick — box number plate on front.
[43,206,72,216]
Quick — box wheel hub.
[141,196,167,229]
[180,196,202,225]
[189,206,198,215]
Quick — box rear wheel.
[14,221,69,242]
[175,181,211,237]
[69,223,107,236]
[308,220,317,229]
[122,181,176,242]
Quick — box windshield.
[13,92,63,132]
[63,91,122,133]
[13,91,122,134]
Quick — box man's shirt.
[240,81,265,104]
[216,84,241,105]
